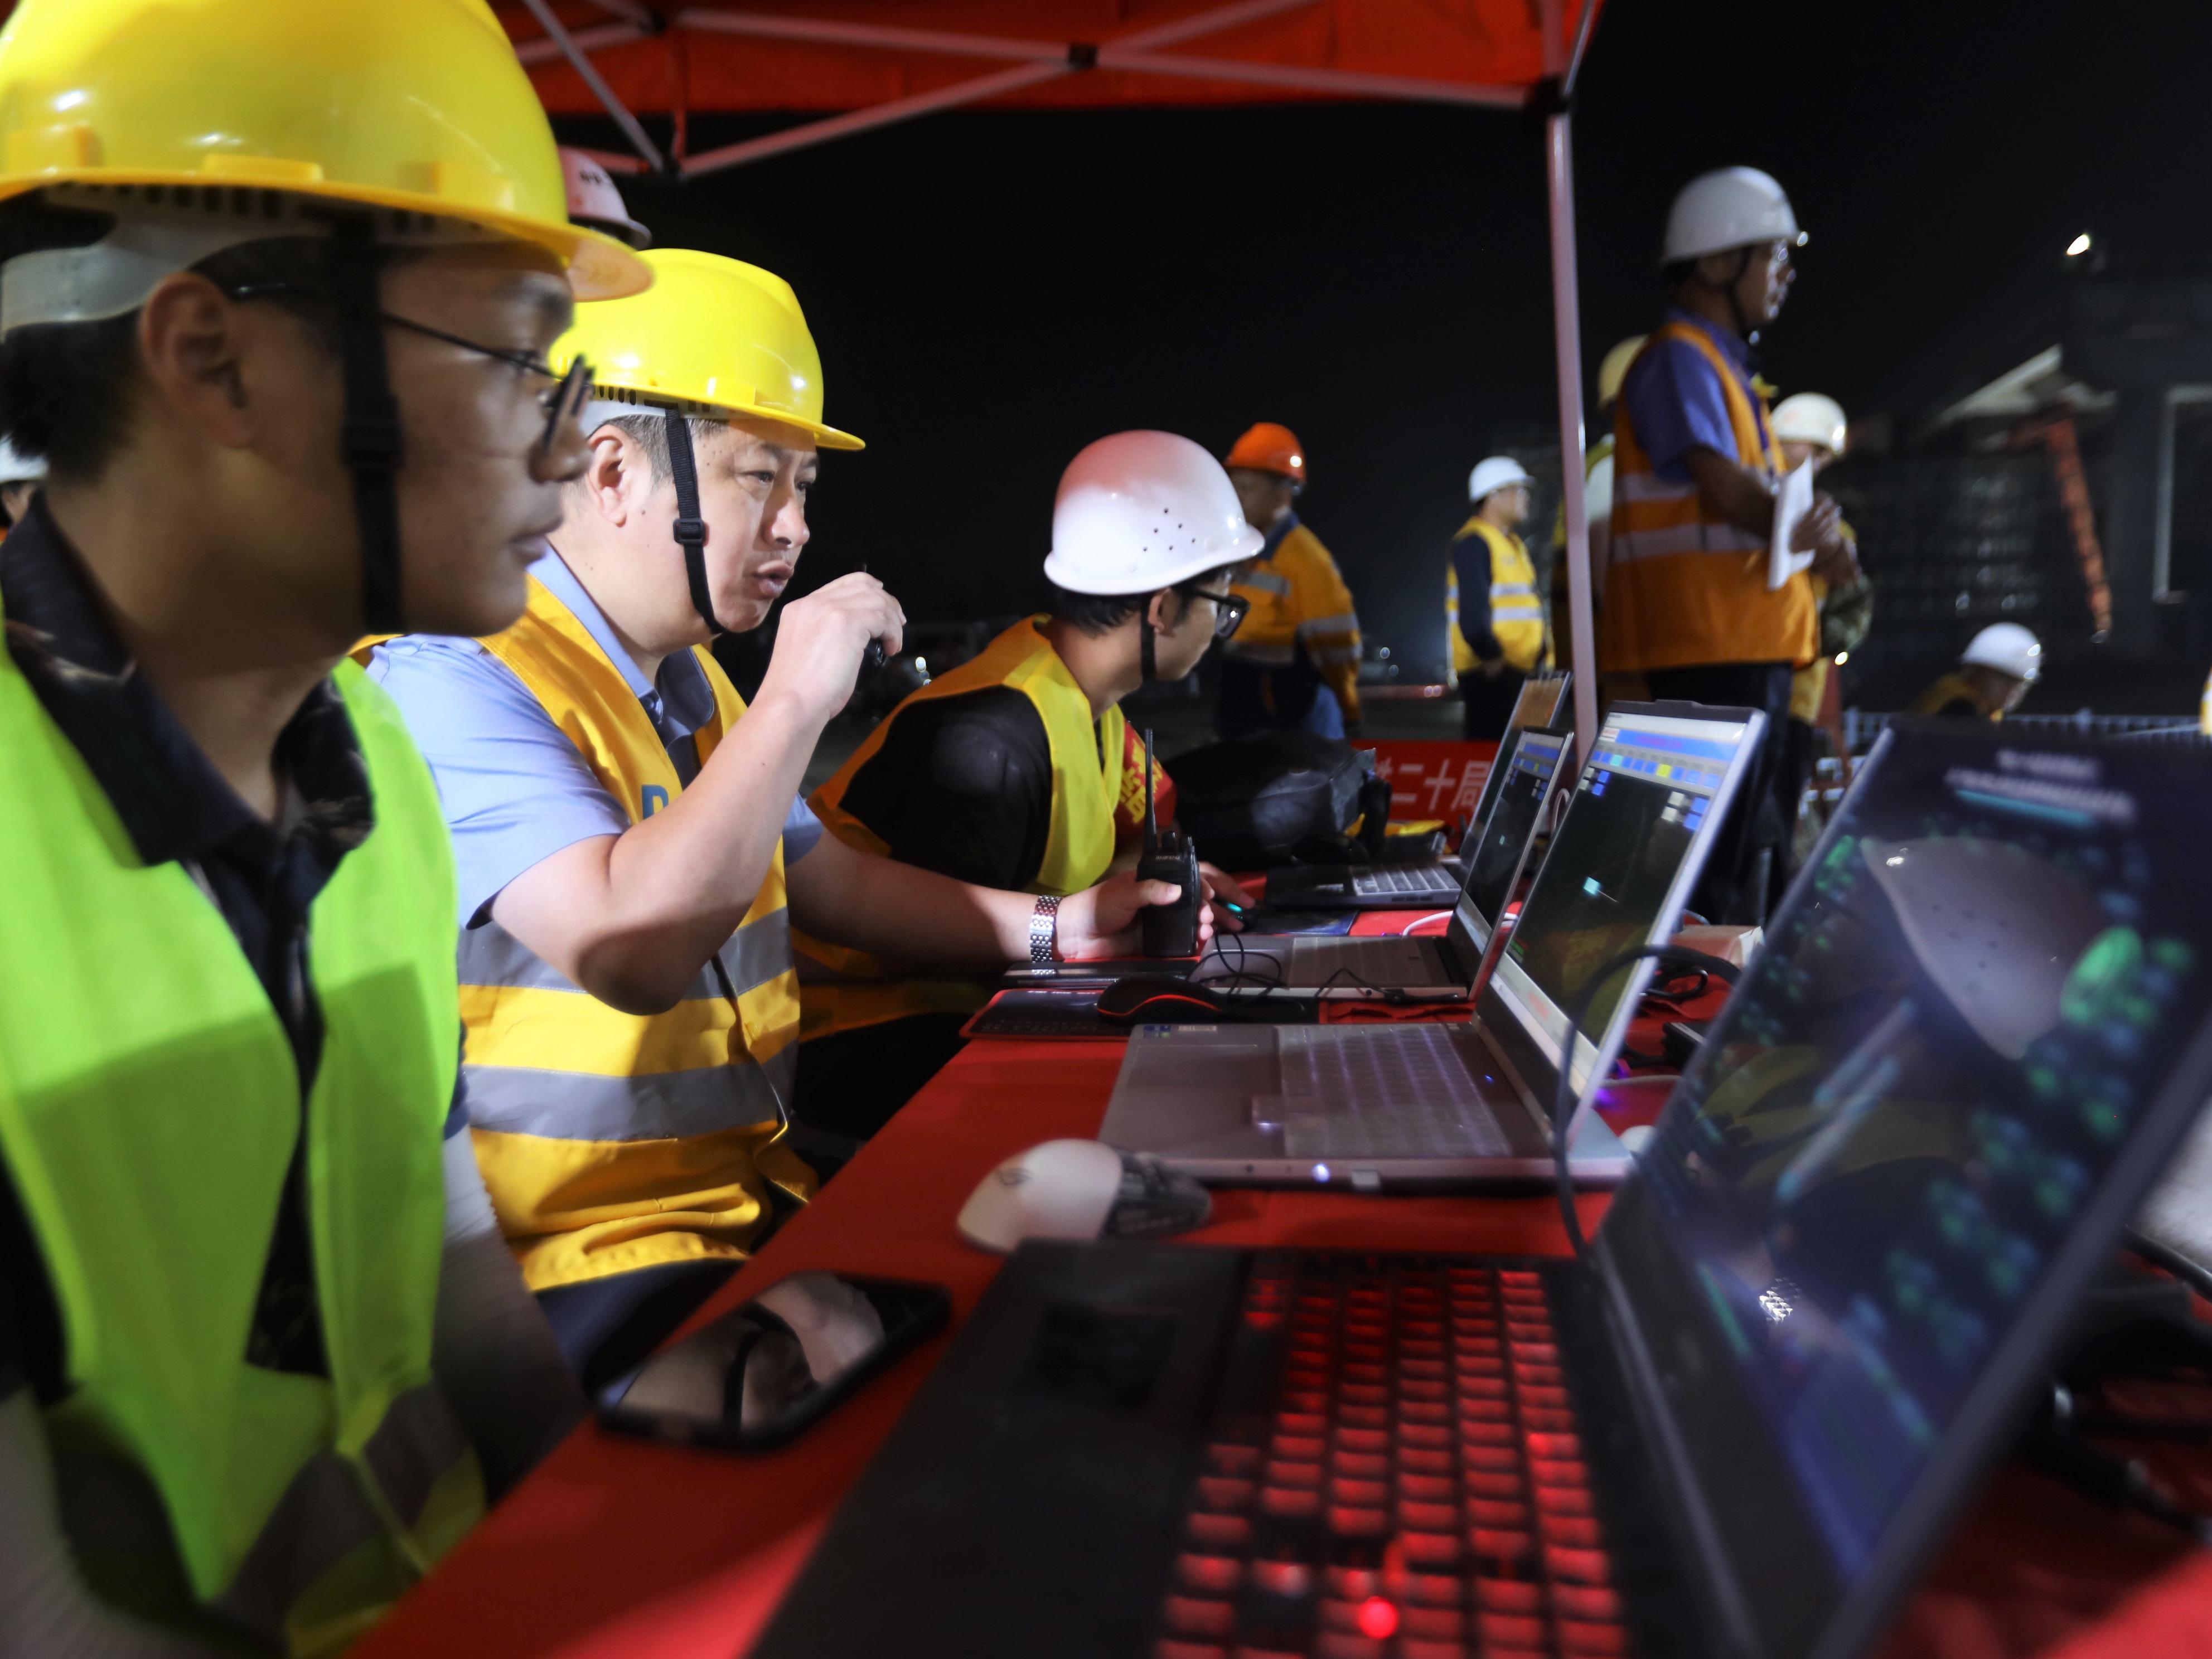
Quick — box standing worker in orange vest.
[1601,167,1860,923]
[1217,423,1364,740]
[1447,455,1550,739]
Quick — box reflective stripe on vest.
[1598,322,1817,675]
[802,617,1128,1040]
[0,647,479,1655]
[459,575,811,1292]
[1446,518,1551,676]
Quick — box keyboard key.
[1525,1432,1582,1459]
[1540,1514,1604,1549]
[1479,1611,1548,1649]
[1545,1544,1613,1584]
[1406,1572,1462,1605]
[1333,1450,1388,1478]
[1272,1434,1324,1461]
[1533,1483,1594,1516]
[1463,1419,1514,1445]
[1402,1605,1465,1639]
[1401,1422,1453,1449]
[1475,1577,1545,1613]
[1330,1477,1388,1506]
[1399,1472,1454,1502]
[1400,1445,1455,1476]
[1188,1514,1252,1551]
[1467,1498,1530,1528]
[1178,1554,1245,1594]
[1199,1477,1255,1511]
[1325,1566,1383,1601]
[1465,1470,1524,1499]
[1328,1505,1389,1540]
[1251,1561,1315,1598]
[1266,1460,1323,1489]
[1400,1530,1461,1568]
[1165,1596,1236,1637]
[1552,1584,1624,1622]
[1399,1498,1457,1531]
[1209,1444,1264,1476]
[1277,1411,1328,1435]
[1261,1486,1321,1519]
[1470,1528,1535,1568]
[1532,1457,1590,1488]
[1558,1619,1634,1655]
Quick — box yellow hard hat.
[1595,336,1648,409]
[555,248,863,450]
[0,0,648,300]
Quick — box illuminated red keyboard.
[1154,1258,1631,1659]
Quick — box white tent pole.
[1564,0,1601,95]
[517,0,666,172]
[1540,0,1598,768]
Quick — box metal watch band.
[1028,895,1061,965]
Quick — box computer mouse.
[956,1139,1212,1254]
[1096,974,1234,1025]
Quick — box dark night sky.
[558,0,2212,673]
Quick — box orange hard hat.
[1225,421,1308,484]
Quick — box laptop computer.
[751,722,2212,1659]
[1104,705,1761,1184]
[1184,705,1753,1007]
[1186,726,1579,1005]
[1266,726,1567,913]
[1465,671,1573,831]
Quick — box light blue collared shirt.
[369,545,821,929]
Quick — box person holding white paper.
[1599,167,1858,925]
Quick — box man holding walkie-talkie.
[810,432,1256,1120]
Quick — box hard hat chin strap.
[328,215,405,634]
[1140,612,1158,684]
[663,406,725,637]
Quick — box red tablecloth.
[354,924,2212,1659]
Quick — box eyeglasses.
[1190,587,1249,640]
[223,280,594,455]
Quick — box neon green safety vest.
[0,642,481,1657]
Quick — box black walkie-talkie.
[1136,727,1201,957]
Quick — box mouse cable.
[2022,1386,2212,1542]
[2125,1226,2212,1307]
[1550,944,1741,1260]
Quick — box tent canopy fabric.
[500,2,1595,129]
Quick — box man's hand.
[1808,504,1860,585]
[1057,868,1218,959]
[1476,656,1508,680]
[1199,862,1251,932]
[1790,493,1842,557]
[752,571,906,729]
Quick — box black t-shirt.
[835,686,1107,892]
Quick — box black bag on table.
[1164,731,1376,869]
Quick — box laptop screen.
[1463,675,1572,837]
[1456,726,1568,951]
[1604,728,2212,1655]
[1484,707,1758,1096]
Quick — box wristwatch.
[1028,895,1061,965]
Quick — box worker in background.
[0,437,42,530]
[1911,623,2042,719]
[371,252,1211,1392]
[1601,167,1860,923]
[1550,334,1647,670]
[0,0,632,1648]
[807,431,1257,1135]
[1217,422,1364,740]
[1769,392,1872,908]
[1447,455,1551,739]
[560,145,654,250]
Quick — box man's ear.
[583,427,636,526]
[1147,588,1180,633]
[135,270,260,449]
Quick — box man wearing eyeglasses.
[1598,167,1858,925]
[802,431,1257,1135]
[368,265,1219,1389]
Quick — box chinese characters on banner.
[1353,740,1499,827]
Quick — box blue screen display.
[1639,734,2209,1575]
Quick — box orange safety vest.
[1600,322,1817,675]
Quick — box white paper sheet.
[1769,459,1816,591]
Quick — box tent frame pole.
[516,0,666,172]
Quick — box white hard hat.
[1962,623,2043,683]
[1771,393,1848,457]
[0,437,45,486]
[1043,431,1264,595]
[1467,455,1535,504]
[559,147,651,250]
[1662,167,1805,266]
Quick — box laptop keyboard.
[1349,865,1453,898]
[1155,1256,1627,1659]
[1267,1027,1515,1160]
[1291,938,1455,989]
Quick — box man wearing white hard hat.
[1911,623,2042,720]
[807,431,1255,1126]
[559,145,652,249]
[1447,455,1550,739]
[1601,167,1859,922]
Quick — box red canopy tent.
[497,0,1609,753]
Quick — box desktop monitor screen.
[1458,726,1568,950]
[1600,725,2212,1658]
[1483,706,1759,1097]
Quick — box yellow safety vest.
[801,617,1140,1039]
[1223,521,1364,725]
[0,649,480,1657]
[1600,322,1817,675]
[1910,671,1998,721]
[457,575,812,1292]
[1446,518,1551,676]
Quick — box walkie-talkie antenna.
[1143,727,1159,846]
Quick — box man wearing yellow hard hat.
[0,0,642,1650]
[1217,422,1364,740]
[370,250,1207,1391]
[1547,335,1644,668]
